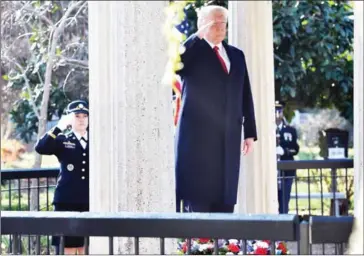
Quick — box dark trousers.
[278,177,294,214]
[176,199,234,213]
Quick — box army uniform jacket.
[278,123,300,177]
[35,127,89,205]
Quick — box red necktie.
[213,46,228,74]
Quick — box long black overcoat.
[175,34,258,206]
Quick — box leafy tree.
[273,0,353,122]
[1,1,89,143]
[1,3,88,252]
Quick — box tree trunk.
[28,2,85,253]
[28,19,59,256]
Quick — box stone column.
[88,1,175,254]
[228,1,278,214]
[347,1,363,254]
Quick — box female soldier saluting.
[35,100,89,255]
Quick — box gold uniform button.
[82,161,86,164]
[82,176,85,180]
[82,169,85,172]
[83,153,86,156]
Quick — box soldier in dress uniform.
[35,100,89,255]
[275,100,300,214]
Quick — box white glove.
[276,146,284,156]
[57,114,73,130]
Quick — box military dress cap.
[66,100,89,115]
[275,100,285,109]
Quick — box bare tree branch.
[65,1,88,27]
[46,1,85,59]
[61,69,74,91]
[39,0,85,126]
[61,57,88,68]
[21,2,54,26]
[2,55,41,119]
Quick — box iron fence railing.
[1,159,354,215]
[1,211,353,255]
[0,159,354,254]
[278,159,353,216]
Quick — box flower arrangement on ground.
[177,238,289,255]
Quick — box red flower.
[199,238,210,243]
[255,247,268,255]
[228,244,240,253]
[182,243,187,253]
[277,242,287,254]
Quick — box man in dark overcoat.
[175,5,257,213]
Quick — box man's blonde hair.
[197,5,228,29]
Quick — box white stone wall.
[348,1,364,254]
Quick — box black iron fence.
[1,211,353,255]
[0,159,354,254]
[1,168,59,211]
[1,168,59,254]
[278,159,353,216]
[1,159,354,215]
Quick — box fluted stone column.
[229,1,278,214]
[88,1,175,254]
[347,1,363,254]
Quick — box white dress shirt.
[204,38,231,73]
[74,131,88,149]
[278,122,283,131]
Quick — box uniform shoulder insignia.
[56,133,66,139]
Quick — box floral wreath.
[177,238,289,255]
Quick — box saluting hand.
[196,21,214,39]
[57,113,73,130]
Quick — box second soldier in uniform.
[35,100,89,255]
[275,101,300,214]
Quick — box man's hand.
[242,138,254,156]
[57,113,73,130]
[196,21,214,39]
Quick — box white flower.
[192,240,200,249]
[207,243,214,250]
[226,253,234,255]
[256,240,269,248]
[199,244,210,251]
[191,242,200,252]
[229,239,239,244]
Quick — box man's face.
[276,108,284,123]
[71,112,89,132]
[204,11,227,44]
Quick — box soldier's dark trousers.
[278,177,294,214]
